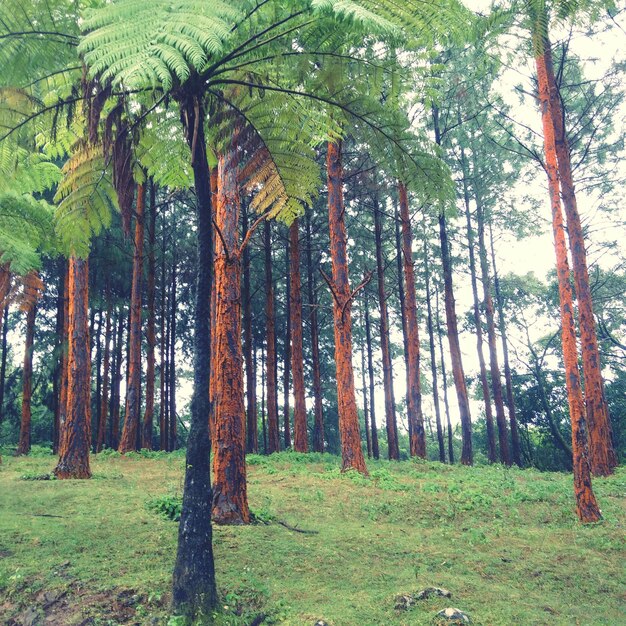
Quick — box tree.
[289,219,309,452]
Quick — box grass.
[0,447,624,625]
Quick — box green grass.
[0,447,624,625]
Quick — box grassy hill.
[0,448,624,625]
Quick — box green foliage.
[146,493,182,521]
[0,453,624,624]
[54,141,119,257]
[0,193,54,273]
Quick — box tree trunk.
[283,234,292,449]
[326,140,368,474]
[260,345,267,453]
[110,311,124,450]
[305,212,324,453]
[289,220,308,452]
[398,182,426,457]
[96,302,112,452]
[433,105,472,465]
[119,183,146,453]
[211,138,250,525]
[460,163,497,463]
[424,241,446,463]
[159,213,168,451]
[17,301,36,455]
[436,282,454,464]
[242,201,258,453]
[373,197,399,460]
[488,222,522,466]
[169,244,177,451]
[52,261,67,453]
[364,294,380,460]
[54,257,91,479]
[172,95,217,619]
[543,38,616,476]
[0,305,8,432]
[142,181,157,449]
[535,46,601,522]
[360,306,372,458]
[93,308,103,452]
[474,181,511,465]
[57,262,71,453]
[264,220,280,453]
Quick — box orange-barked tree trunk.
[542,38,616,476]
[289,219,308,452]
[17,300,36,455]
[398,182,426,457]
[119,183,145,453]
[325,140,368,474]
[536,45,601,522]
[211,139,250,525]
[142,181,157,449]
[54,257,91,479]
[264,220,280,453]
[373,196,399,460]
[305,212,324,452]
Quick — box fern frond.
[54,141,119,258]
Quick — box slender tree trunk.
[159,215,168,451]
[54,257,91,479]
[283,234,292,449]
[305,212,324,453]
[110,312,123,450]
[424,241,446,463]
[535,46,601,522]
[142,181,157,449]
[211,138,250,525]
[542,38,616,476]
[474,184,511,465]
[93,308,103,452]
[488,222,522,466]
[264,221,280,453]
[172,95,217,619]
[289,220,308,452]
[52,261,66,453]
[169,244,177,451]
[326,140,368,474]
[398,182,426,457]
[364,295,380,460]
[57,263,71,453]
[261,345,267,454]
[360,306,372,458]
[373,197,399,460]
[433,106,472,465]
[17,301,36,455]
[119,184,146,453]
[0,305,8,432]
[436,283,454,464]
[394,204,410,405]
[460,164,497,463]
[242,202,257,453]
[96,302,112,452]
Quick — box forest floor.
[0,448,624,626]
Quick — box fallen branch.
[276,520,319,535]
